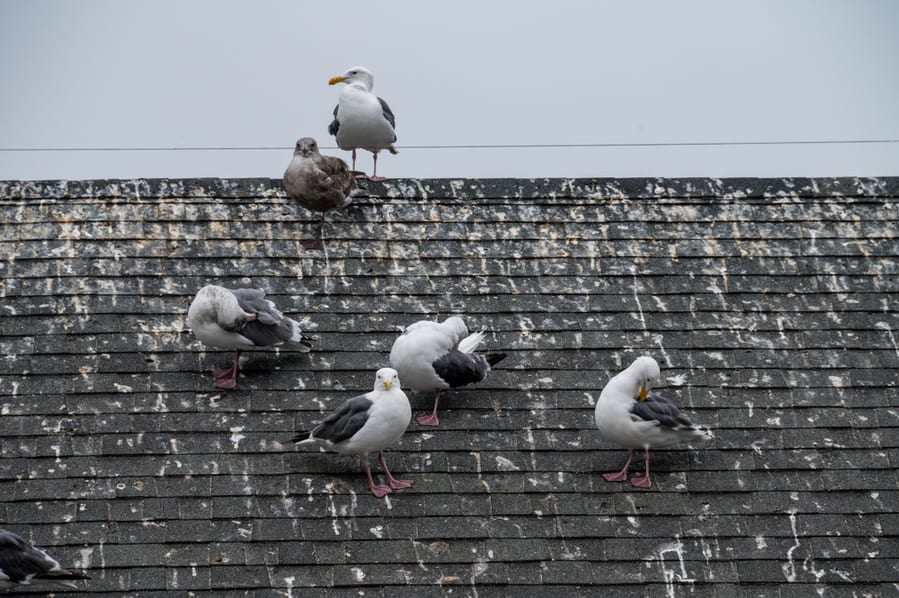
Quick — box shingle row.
[1,177,896,594]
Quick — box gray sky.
[2,0,898,181]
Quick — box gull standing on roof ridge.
[389,316,507,427]
[594,355,712,489]
[283,136,356,250]
[187,285,313,389]
[0,528,89,589]
[292,367,413,498]
[328,65,398,181]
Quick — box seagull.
[594,356,712,489]
[0,528,89,590]
[187,285,313,389]
[293,368,413,498]
[389,316,506,427]
[283,137,356,250]
[328,66,397,182]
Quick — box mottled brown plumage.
[283,137,356,249]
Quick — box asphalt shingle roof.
[1,176,897,596]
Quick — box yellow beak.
[328,76,346,85]
[384,380,392,390]
[638,384,648,401]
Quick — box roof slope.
[0,176,897,596]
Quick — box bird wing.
[431,350,490,389]
[456,331,485,354]
[231,289,281,325]
[328,104,340,136]
[629,392,695,430]
[319,155,356,196]
[318,155,350,177]
[378,97,396,131]
[310,395,374,444]
[0,531,59,583]
[230,289,308,348]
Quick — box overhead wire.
[1,139,898,153]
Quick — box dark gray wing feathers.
[378,97,397,132]
[328,104,340,136]
[630,393,696,430]
[241,321,293,347]
[432,350,490,388]
[0,531,46,583]
[310,396,373,444]
[0,530,86,584]
[231,289,280,324]
[230,288,302,347]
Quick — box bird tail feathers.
[284,333,314,353]
[387,145,399,155]
[283,320,314,352]
[292,433,315,445]
[679,425,713,442]
[694,426,713,440]
[485,352,507,367]
[37,571,90,588]
[456,331,485,354]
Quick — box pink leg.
[302,214,326,250]
[378,452,413,490]
[602,449,635,482]
[212,365,233,379]
[363,455,392,498]
[213,350,240,389]
[351,149,367,179]
[368,152,387,182]
[630,448,652,488]
[416,389,442,427]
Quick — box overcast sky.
[1,0,898,181]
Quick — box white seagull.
[293,368,413,498]
[389,316,506,427]
[187,285,313,389]
[0,528,89,590]
[328,66,397,181]
[283,136,356,250]
[594,356,712,488]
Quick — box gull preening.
[594,356,712,488]
[389,316,506,427]
[187,285,313,389]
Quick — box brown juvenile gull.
[283,137,356,250]
[0,528,89,590]
[594,356,712,488]
[389,316,506,427]
[293,368,413,498]
[328,65,397,181]
[187,285,313,389]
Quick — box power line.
[1,139,898,152]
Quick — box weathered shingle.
[0,176,897,595]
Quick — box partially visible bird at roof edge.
[328,65,398,182]
[187,285,314,389]
[0,528,89,590]
[283,136,356,250]
[594,356,712,489]
[292,367,414,498]
[389,316,507,427]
